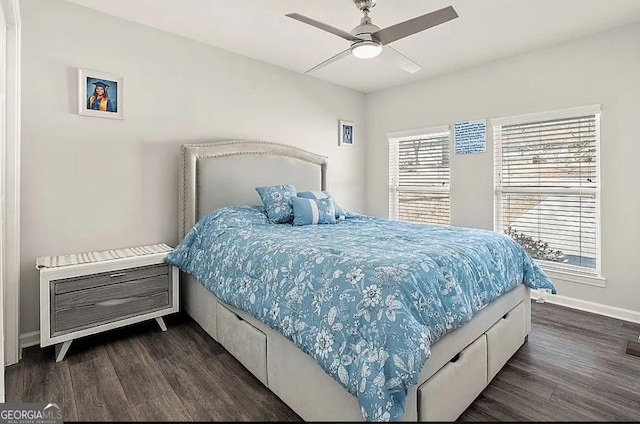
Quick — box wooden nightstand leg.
[55,340,73,362]
[155,317,168,332]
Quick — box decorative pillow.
[255,184,297,223]
[297,191,346,220]
[291,196,337,226]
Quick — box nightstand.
[38,244,179,362]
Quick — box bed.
[171,140,555,422]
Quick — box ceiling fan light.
[351,41,382,59]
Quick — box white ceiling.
[64,0,640,93]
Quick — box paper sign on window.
[454,119,486,154]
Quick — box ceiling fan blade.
[286,13,361,42]
[378,46,422,74]
[372,6,458,45]
[305,48,352,74]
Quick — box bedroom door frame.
[0,0,21,371]
[0,3,6,400]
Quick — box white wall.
[20,0,366,334]
[366,23,640,313]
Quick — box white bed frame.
[178,141,531,421]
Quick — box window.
[389,126,450,225]
[493,105,601,276]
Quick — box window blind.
[494,108,600,274]
[389,130,450,225]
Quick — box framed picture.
[78,68,124,119]
[339,120,354,146]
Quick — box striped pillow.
[291,197,337,226]
[297,191,346,220]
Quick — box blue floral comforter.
[166,206,556,421]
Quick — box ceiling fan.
[286,0,458,74]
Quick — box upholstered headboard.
[179,141,328,239]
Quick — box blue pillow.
[297,191,346,220]
[291,197,337,226]
[255,184,297,223]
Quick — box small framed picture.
[339,120,354,146]
[78,68,124,120]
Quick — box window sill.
[540,266,607,288]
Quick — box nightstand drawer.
[53,264,169,294]
[53,291,170,335]
[54,274,170,311]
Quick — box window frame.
[492,105,603,282]
[388,125,451,226]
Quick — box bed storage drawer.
[418,334,487,422]
[486,301,526,381]
[216,302,268,386]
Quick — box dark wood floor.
[6,301,640,422]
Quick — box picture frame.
[339,120,354,146]
[78,68,124,120]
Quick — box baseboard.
[531,290,640,324]
[20,330,40,349]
